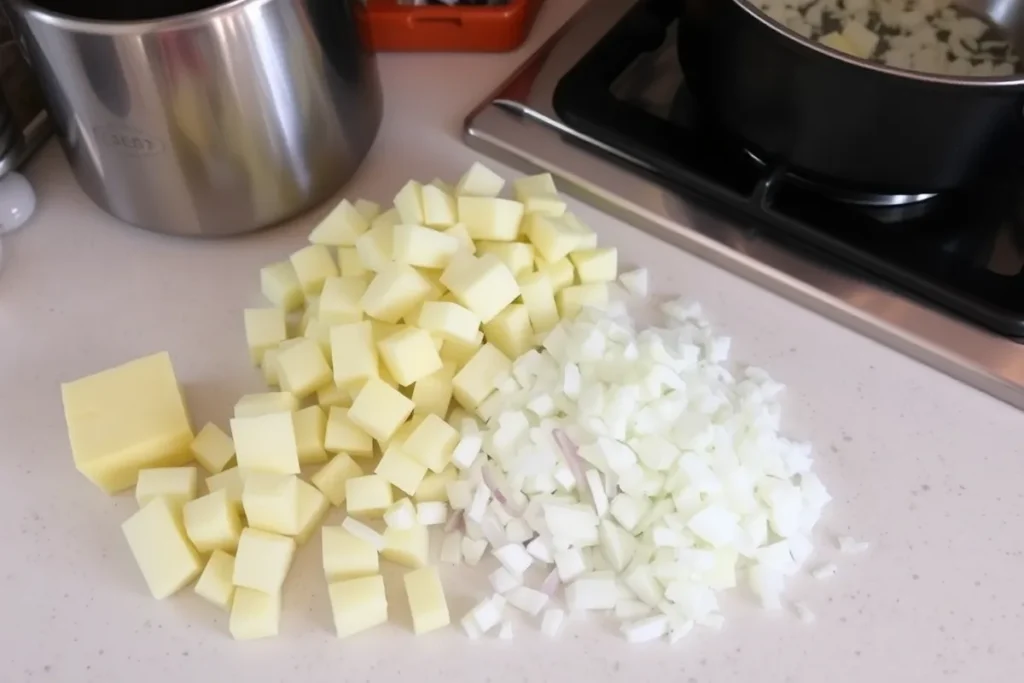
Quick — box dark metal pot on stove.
[676,0,1024,195]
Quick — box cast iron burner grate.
[550,0,1024,338]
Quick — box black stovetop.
[551,0,1024,338]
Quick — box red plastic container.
[361,0,544,52]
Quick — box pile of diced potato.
[60,163,618,640]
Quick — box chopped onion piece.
[489,566,521,593]
[493,543,534,576]
[838,536,870,555]
[540,608,566,636]
[416,501,448,526]
[341,517,384,550]
[506,586,549,616]
[793,601,816,624]
[811,563,837,580]
[462,536,488,566]
[441,531,463,565]
[565,573,618,610]
[622,614,669,643]
[498,620,514,640]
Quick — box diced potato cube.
[517,271,560,334]
[338,247,369,278]
[294,405,328,465]
[456,162,505,197]
[394,180,425,225]
[538,256,576,292]
[354,198,381,221]
[512,172,558,202]
[230,412,300,474]
[375,447,427,496]
[439,331,484,369]
[190,423,235,474]
[309,199,370,246]
[361,264,433,324]
[378,327,443,387]
[841,20,878,59]
[260,261,304,311]
[475,241,534,278]
[317,382,352,409]
[524,193,567,217]
[290,244,339,295]
[443,223,476,254]
[194,549,235,610]
[355,220,394,273]
[346,474,394,518]
[322,526,380,581]
[403,414,459,473]
[234,392,299,418]
[324,407,374,457]
[421,184,458,228]
[261,348,281,387]
[452,343,511,411]
[440,254,520,323]
[135,466,198,511]
[569,248,618,283]
[526,213,595,263]
[244,308,287,365]
[413,466,458,502]
[242,472,301,535]
[276,338,332,399]
[293,479,330,545]
[206,466,245,513]
[431,178,454,194]
[412,361,456,419]
[318,276,367,326]
[311,452,365,506]
[233,528,296,594]
[393,224,460,269]
[184,489,243,553]
[404,566,450,634]
[62,352,195,494]
[348,378,415,443]
[557,283,609,319]
[229,587,281,640]
[483,304,534,360]
[458,197,524,241]
[122,497,202,599]
[417,301,481,344]
[331,321,379,389]
[381,523,429,568]
[329,575,388,638]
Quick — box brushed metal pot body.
[7,0,382,236]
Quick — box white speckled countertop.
[2,1,1023,680]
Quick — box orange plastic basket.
[361,0,544,52]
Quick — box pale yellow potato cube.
[331,321,379,389]
[355,221,395,273]
[329,575,388,638]
[413,466,458,502]
[526,212,596,263]
[122,497,202,599]
[417,301,481,344]
[377,327,443,387]
[294,405,328,465]
[194,549,235,610]
[569,247,618,284]
[517,271,560,334]
[412,361,456,419]
[442,223,475,255]
[322,526,379,581]
[417,268,447,302]
[62,352,194,494]
[242,472,301,535]
[309,199,370,246]
[348,378,415,443]
[311,452,365,506]
[563,213,599,249]
[403,414,458,473]
[135,466,198,511]
[290,244,339,295]
[190,423,235,474]
[318,276,367,326]
[421,184,458,227]
[244,308,287,365]
[276,338,332,399]
[317,382,352,409]
[260,261,304,311]
[452,343,512,411]
[524,193,567,217]
[233,528,296,594]
[293,479,330,545]
[392,224,460,269]
[380,414,425,453]
[439,331,484,369]
[354,198,381,221]
[430,177,455,195]
[456,162,505,197]
[229,587,280,640]
[304,318,337,364]
[371,319,406,343]
[512,172,558,202]
[457,196,524,241]
[361,263,432,324]
[440,253,520,323]
[234,392,299,418]
[538,256,576,292]
[230,412,300,474]
[206,467,245,513]
[404,566,450,634]
[261,348,281,387]
[394,180,425,224]
[475,241,534,278]
[557,283,609,319]
[324,407,374,457]
[375,446,427,496]
[483,304,535,360]
[381,523,429,568]
[184,489,243,553]
[346,474,394,518]
[819,30,857,56]
[338,246,369,278]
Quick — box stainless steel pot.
[6,0,382,237]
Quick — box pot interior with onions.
[753,0,1023,77]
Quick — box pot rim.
[5,0,280,33]
[736,0,1024,88]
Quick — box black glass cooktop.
[552,0,1024,337]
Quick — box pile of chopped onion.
[443,277,837,642]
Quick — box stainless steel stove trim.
[465,0,1024,410]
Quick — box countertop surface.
[2,1,1023,681]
